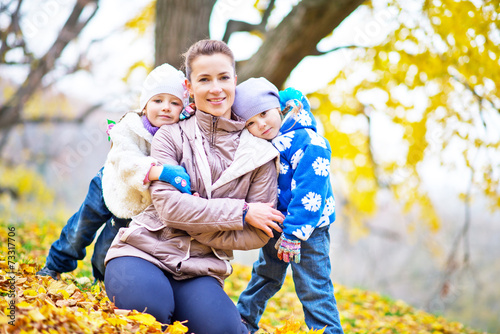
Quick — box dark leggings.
[105,256,247,334]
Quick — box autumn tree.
[0,0,101,137]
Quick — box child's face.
[245,108,282,141]
[185,53,237,120]
[144,93,183,127]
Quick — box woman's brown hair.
[182,39,235,81]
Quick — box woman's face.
[186,53,237,119]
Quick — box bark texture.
[154,0,216,70]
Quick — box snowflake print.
[290,149,304,169]
[306,129,326,148]
[317,196,335,228]
[292,224,314,240]
[301,192,322,212]
[312,157,330,177]
[317,216,330,228]
[296,109,312,126]
[280,162,289,175]
[272,132,295,152]
[323,196,335,215]
[291,179,296,191]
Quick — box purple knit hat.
[232,77,280,121]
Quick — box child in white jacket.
[37,63,193,281]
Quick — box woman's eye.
[221,75,230,80]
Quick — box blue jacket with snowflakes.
[272,108,336,242]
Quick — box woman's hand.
[245,203,284,238]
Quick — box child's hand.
[275,234,301,263]
[158,165,191,193]
[279,87,311,112]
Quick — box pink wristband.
[143,163,156,184]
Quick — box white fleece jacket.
[102,112,157,218]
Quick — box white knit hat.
[139,63,189,111]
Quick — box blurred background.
[1,0,499,332]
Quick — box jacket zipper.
[211,117,217,147]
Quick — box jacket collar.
[195,109,246,139]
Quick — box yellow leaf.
[28,308,46,321]
[23,289,38,297]
[128,312,158,326]
[17,301,35,308]
[165,320,189,334]
[106,317,128,326]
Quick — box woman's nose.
[209,81,223,94]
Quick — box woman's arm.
[188,159,284,249]
[149,123,248,233]
[149,123,283,235]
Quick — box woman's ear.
[185,78,194,98]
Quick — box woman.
[104,40,284,334]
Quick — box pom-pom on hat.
[139,63,189,111]
[232,77,280,121]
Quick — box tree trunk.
[155,0,216,70]
[237,0,366,88]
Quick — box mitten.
[158,165,191,193]
[278,87,311,112]
[275,234,301,263]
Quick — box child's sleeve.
[106,120,157,192]
[282,134,332,242]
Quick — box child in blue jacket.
[232,78,343,334]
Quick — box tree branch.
[0,0,99,131]
[451,74,500,119]
[222,0,276,43]
[0,0,24,61]
[237,0,366,87]
[427,160,474,309]
[310,44,364,56]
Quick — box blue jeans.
[105,256,248,334]
[45,168,130,280]
[237,227,344,334]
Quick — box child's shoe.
[36,266,60,280]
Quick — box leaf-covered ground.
[0,220,490,334]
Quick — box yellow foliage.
[313,0,499,238]
[124,1,155,35]
[0,220,489,334]
[0,165,67,224]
